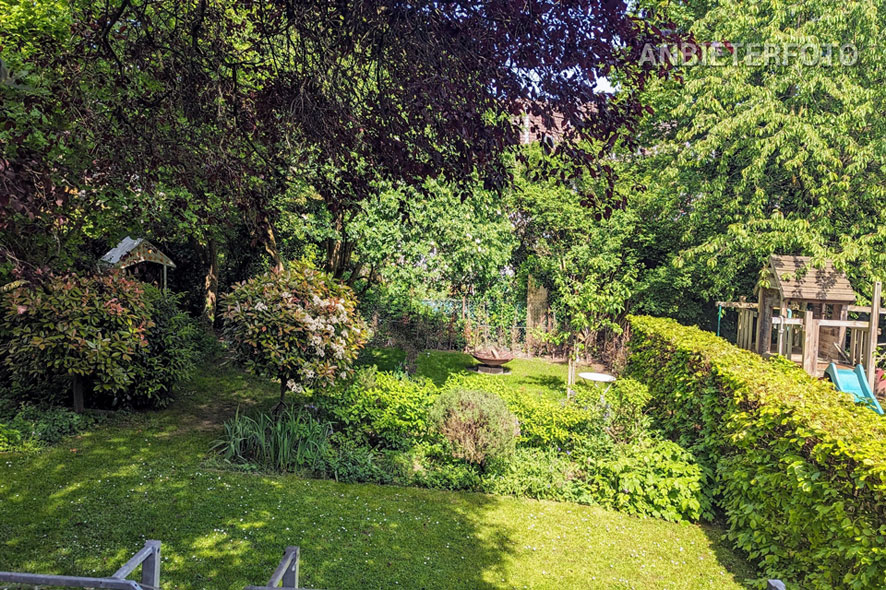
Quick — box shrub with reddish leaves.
[221,263,368,404]
[0,272,154,410]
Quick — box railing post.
[141,540,161,589]
[866,281,881,390]
[282,547,299,588]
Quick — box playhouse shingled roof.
[100,236,176,269]
[763,255,855,303]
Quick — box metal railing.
[246,546,321,590]
[0,541,781,590]
[0,540,160,590]
[0,543,322,590]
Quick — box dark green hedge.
[626,315,886,590]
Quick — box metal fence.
[365,297,563,355]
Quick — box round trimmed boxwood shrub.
[430,389,519,466]
[221,262,369,404]
[0,272,154,411]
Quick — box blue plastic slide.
[825,363,885,415]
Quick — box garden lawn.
[363,347,599,401]
[0,359,754,590]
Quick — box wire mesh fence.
[363,297,561,355]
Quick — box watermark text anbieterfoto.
[639,42,857,67]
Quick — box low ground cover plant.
[215,360,708,521]
[626,315,886,589]
[0,402,102,452]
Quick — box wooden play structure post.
[802,309,819,376]
[866,281,881,390]
[756,288,776,356]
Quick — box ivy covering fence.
[625,315,886,590]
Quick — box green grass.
[0,358,755,589]
[362,347,598,402]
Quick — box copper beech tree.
[2,1,682,318]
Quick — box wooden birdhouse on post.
[99,236,176,291]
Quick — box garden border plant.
[625,315,886,590]
[215,353,709,522]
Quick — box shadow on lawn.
[699,523,755,583]
[520,374,566,393]
[0,418,515,590]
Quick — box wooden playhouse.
[719,255,883,389]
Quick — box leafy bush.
[0,405,101,452]
[574,377,651,444]
[626,314,886,589]
[121,286,202,408]
[317,367,438,449]
[482,447,580,499]
[222,263,369,404]
[583,440,708,522]
[429,389,519,466]
[481,442,706,522]
[0,274,204,411]
[213,406,332,474]
[0,272,153,410]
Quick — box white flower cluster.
[274,294,365,387]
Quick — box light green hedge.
[626,315,886,589]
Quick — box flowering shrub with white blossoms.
[221,262,369,405]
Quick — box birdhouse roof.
[100,236,176,269]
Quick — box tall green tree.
[511,147,638,385]
[2,0,680,304]
[628,0,886,322]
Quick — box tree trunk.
[566,335,577,397]
[323,206,355,279]
[202,238,219,325]
[263,222,283,272]
[274,372,288,415]
[72,375,85,413]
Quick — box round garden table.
[578,372,616,393]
